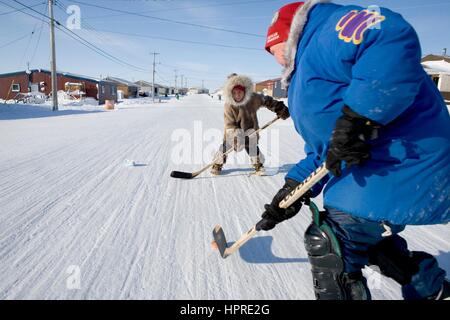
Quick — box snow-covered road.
[0,95,449,299]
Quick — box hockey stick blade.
[212,164,329,259]
[171,117,280,180]
[213,225,228,258]
[170,171,194,179]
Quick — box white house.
[422,55,450,101]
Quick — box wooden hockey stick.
[170,116,280,179]
[213,163,330,258]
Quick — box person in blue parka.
[256,1,450,300]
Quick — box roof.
[134,80,166,88]
[422,54,450,64]
[255,78,281,86]
[105,76,139,87]
[422,60,450,75]
[0,69,113,84]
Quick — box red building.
[0,69,117,105]
[255,78,287,98]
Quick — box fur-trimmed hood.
[223,74,254,107]
[281,0,330,88]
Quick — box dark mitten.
[276,103,290,120]
[326,105,381,177]
[256,179,311,231]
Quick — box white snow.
[0,94,448,299]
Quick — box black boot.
[434,279,450,300]
[341,272,371,300]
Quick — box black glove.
[256,179,312,231]
[326,105,381,177]
[276,104,290,120]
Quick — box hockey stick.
[170,116,280,179]
[212,163,330,258]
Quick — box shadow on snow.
[0,104,103,120]
[238,236,308,264]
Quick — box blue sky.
[0,0,449,91]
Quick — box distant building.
[211,89,223,101]
[177,87,188,95]
[422,54,450,101]
[135,80,169,97]
[0,69,117,104]
[255,78,287,98]
[188,87,209,95]
[105,76,139,99]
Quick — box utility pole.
[174,69,178,93]
[202,80,204,90]
[49,0,58,111]
[150,52,159,102]
[180,74,184,95]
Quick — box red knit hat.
[232,85,246,92]
[265,2,304,53]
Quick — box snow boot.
[211,164,223,175]
[253,163,265,176]
[304,203,371,300]
[435,279,450,300]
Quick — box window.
[11,84,20,92]
[432,76,440,87]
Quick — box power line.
[29,2,48,65]
[55,1,151,74]
[87,28,261,51]
[0,0,45,21]
[19,2,49,68]
[57,0,261,51]
[13,0,147,72]
[10,0,149,73]
[83,0,276,20]
[19,25,38,68]
[0,28,43,49]
[155,72,171,86]
[0,1,44,16]
[56,25,148,73]
[158,63,225,78]
[70,0,265,38]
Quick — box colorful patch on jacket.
[336,10,386,45]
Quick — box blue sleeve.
[343,11,424,125]
[285,144,330,198]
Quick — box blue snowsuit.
[285,3,450,226]
[283,2,449,299]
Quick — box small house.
[105,76,139,99]
[0,69,117,105]
[135,80,169,97]
[422,55,450,101]
[255,78,287,98]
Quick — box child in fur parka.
[211,73,290,175]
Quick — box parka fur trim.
[281,0,330,88]
[223,74,254,107]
